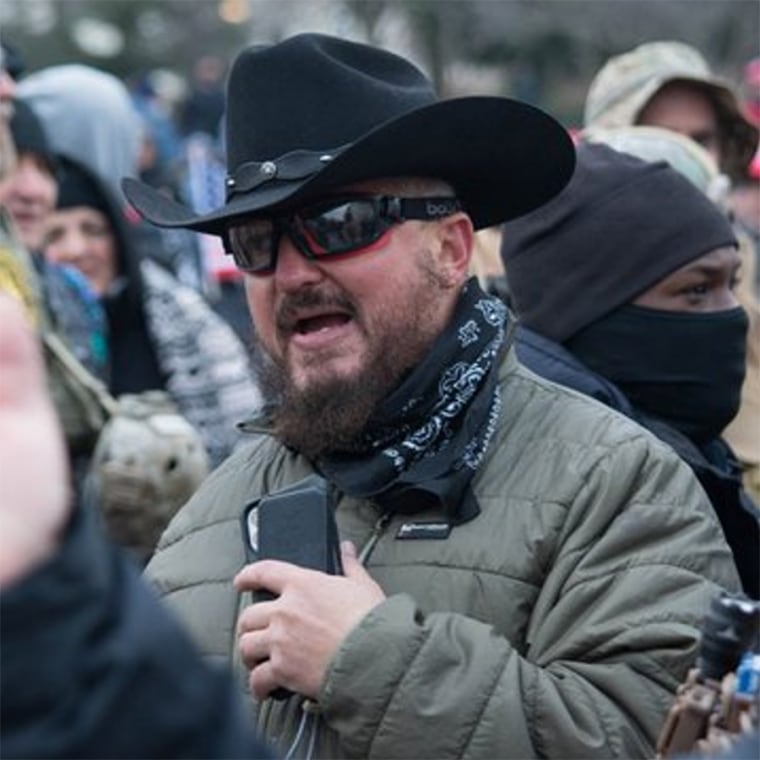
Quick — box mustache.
[275,287,357,332]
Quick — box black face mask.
[565,304,749,443]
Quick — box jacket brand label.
[396,521,452,540]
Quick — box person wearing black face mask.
[501,141,760,598]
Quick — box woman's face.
[634,245,742,313]
[43,206,118,296]
[0,153,58,251]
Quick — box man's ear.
[436,212,474,288]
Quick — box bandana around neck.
[317,278,511,522]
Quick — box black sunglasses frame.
[224,194,462,275]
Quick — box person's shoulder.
[139,256,183,290]
[492,352,736,584]
[502,352,663,453]
[139,257,232,325]
[494,351,708,509]
[138,257,230,332]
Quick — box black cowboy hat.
[123,33,575,235]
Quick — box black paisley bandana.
[318,278,510,522]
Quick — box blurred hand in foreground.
[0,294,69,587]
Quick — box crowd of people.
[0,28,759,760]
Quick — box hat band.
[225,146,350,200]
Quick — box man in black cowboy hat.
[128,34,740,759]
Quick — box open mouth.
[277,288,357,345]
[295,313,351,334]
[9,209,39,226]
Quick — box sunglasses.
[225,194,462,275]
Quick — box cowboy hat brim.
[122,96,575,235]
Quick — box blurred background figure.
[582,126,760,505]
[583,39,760,510]
[43,154,261,469]
[17,62,194,281]
[469,226,507,301]
[18,64,142,203]
[741,57,760,126]
[501,142,760,598]
[1,93,111,469]
[17,56,252,345]
[129,68,185,189]
[731,147,760,258]
[179,54,227,140]
[0,41,19,180]
[127,68,210,293]
[4,99,107,378]
[175,126,252,344]
[0,49,213,565]
[15,57,260,463]
[732,56,760,260]
[174,52,253,345]
[0,46,112,501]
[583,40,758,185]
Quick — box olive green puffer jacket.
[146,348,740,759]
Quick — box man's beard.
[252,253,449,460]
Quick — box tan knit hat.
[581,124,732,207]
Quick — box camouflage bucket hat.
[584,41,759,181]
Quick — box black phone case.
[242,474,342,573]
[240,475,342,701]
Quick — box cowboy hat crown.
[123,33,575,235]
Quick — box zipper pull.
[358,511,392,564]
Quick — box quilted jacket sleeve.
[319,435,741,759]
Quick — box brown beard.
[252,251,450,460]
[254,350,391,459]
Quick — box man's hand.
[234,541,386,700]
[0,295,69,587]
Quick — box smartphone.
[240,475,342,700]
[243,475,343,700]
[241,474,342,574]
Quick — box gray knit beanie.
[500,141,737,343]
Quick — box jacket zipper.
[357,510,393,565]
[278,510,392,759]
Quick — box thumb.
[340,540,365,577]
[0,295,46,406]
